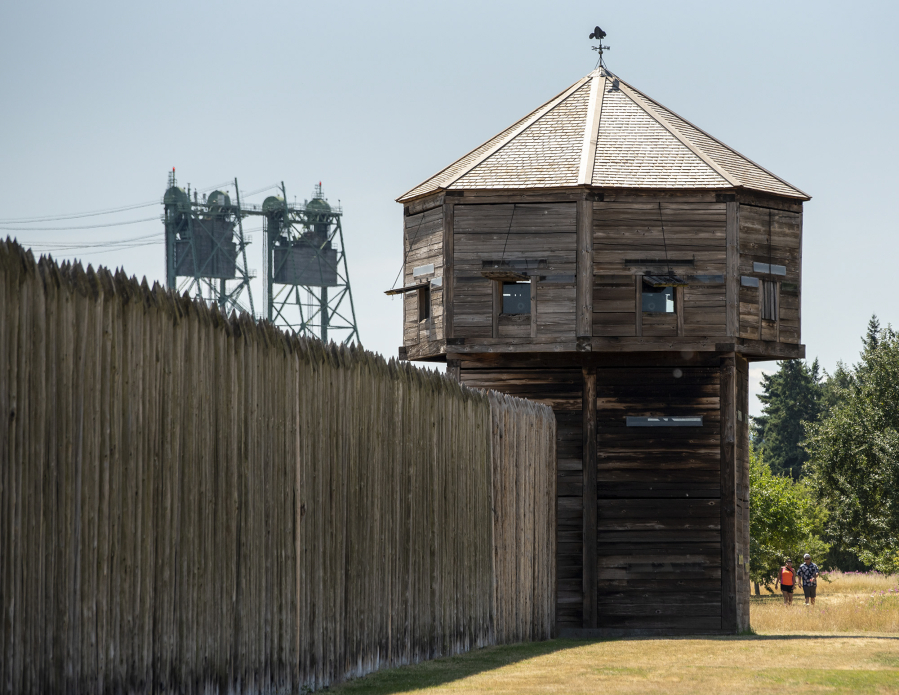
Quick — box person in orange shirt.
[775,558,796,605]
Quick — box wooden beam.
[576,197,594,337]
[720,355,737,633]
[577,72,605,185]
[635,275,643,337]
[582,367,598,629]
[492,281,501,338]
[530,277,538,338]
[725,201,739,337]
[676,285,685,337]
[443,202,455,339]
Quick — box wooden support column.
[582,367,597,628]
[725,201,739,337]
[492,281,501,338]
[576,196,594,338]
[720,354,737,633]
[443,202,455,339]
[635,275,643,337]
[447,357,461,382]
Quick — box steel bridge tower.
[163,170,255,315]
[261,182,359,345]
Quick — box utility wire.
[24,232,163,249]
[0,179,234,224]
[0,216,160,232]
[0,201,160,224]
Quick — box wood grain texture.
[577,197,594,337]
[719,355,737,633]
[582,369,597,628]
[0,240,556,694]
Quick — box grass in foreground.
[325,636,899,694]
[326,572,899,694]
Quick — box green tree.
[752,359,823,478]
[749,447,828,592]
[804,321,899,574]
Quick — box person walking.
[775,558,796,605]
[797,553,820,606]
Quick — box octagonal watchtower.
[393,67,808,636]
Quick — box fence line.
[0,240,555,694]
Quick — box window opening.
[418,286,430,321]
[626,416,703,427]
[502,281,530,314]
[760,280,777,321]
[642,281,674,313]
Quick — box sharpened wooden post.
[720,355,737,633]
[582,367,597,629]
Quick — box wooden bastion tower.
[391,67,808,636]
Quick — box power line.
[0,216,161,232]
[0,179,236,225]
[23,232,164,249]
[0,201,160,224]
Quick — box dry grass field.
[751,570,899,633]
[325,571,899,694]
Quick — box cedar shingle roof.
[397,68,809,202]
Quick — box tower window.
[760,280,778,321]
[418,286,430,321]
[502,282,530,314]
[642,282,674,313]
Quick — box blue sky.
[2,0,897,414]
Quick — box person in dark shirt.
[797,553,820,606]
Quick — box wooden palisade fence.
[0,240,556,694]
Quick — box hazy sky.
[2,0,897,415]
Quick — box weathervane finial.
[589,25,610,71]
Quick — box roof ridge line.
[620,79,810,199]
[577,74,605,185]
[440,75,591,191]
[616,80,739,187]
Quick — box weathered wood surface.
[453,203,577,340]
[738,205,801,344]
[402,208,444,346]
[461,360,729,633]
[459,367,583,630]
[594,366,723,631]
[593,202,729,339]
[719,356,737,633]
[0,241,556,694]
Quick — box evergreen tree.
[804,321,899,574]
[752,359,822,479]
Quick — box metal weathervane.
[589,25,610,71]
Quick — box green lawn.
[324,635,899,694]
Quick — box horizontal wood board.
[453,204,576,339]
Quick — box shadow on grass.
[323,638,589,694]
[324,632,899,693]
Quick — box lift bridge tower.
[261,182,359,345]
[163,169,255,315]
